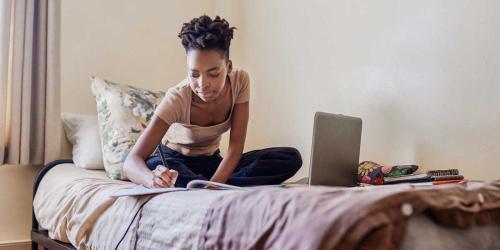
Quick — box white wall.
[59,0,500,182]
[60,0,215,114]
[235,0,500,180]
[0,165,39,244]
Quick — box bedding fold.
[199,181,500,250]
[34,163,500,249]
[33,163,235,249]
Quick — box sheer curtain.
[0,0,60,166]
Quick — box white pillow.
[61,113,104,169]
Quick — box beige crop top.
[154,67,250,156]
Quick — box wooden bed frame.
[31,160,76,250]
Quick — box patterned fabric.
[358,161,387,185]
[91,76,164,180]
[358,161,418,185]
[387,164,419,177]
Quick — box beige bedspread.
[33,163,235,249]
[34,163,500,250]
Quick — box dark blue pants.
[145,145,302,187]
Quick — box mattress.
[33,163,500,249]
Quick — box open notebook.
[111,180,245,197]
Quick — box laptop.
[308,112,362,187]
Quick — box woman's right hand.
[150,165,178,188]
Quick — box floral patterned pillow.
[91,76,165,180]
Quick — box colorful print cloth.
[357,161,418,185]
[91,76,165,180]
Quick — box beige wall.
[0,165,39,244]
[59,0,500,181]
[60,0,216,114]
[234,0,500,180]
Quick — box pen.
[155,144,178,187]
[156,144,168,168]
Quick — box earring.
[227,60,233,74]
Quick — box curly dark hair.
[178,15,236,60]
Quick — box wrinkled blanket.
[33,163,234,249]
[199,182,500,250]
[34,163,500,249]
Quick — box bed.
[32,159,500,250]
[30,121,500,250]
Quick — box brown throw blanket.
[199,181,500,250]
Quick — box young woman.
[124,15,302,188]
